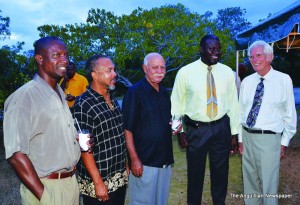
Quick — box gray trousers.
[242,128,281,205]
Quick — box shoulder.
[4,80,36,109]
[179,59,200,72]
[272,69,292,80]
[73,90,92,107]
[127,80,144,93]
[75,73,88,81]
[216,62,234,73]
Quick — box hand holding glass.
[79,129,90,151]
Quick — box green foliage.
[0,47,33,109]
[0,4,254,105]
[37,4,251,88]
[0,10,10,40]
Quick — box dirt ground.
[0,125,299,205]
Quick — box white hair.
[143,53,163,66]
[247,40,273,57]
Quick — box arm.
[7,152,44,200]
[124,129,143,177]
[171,69,186,117]
[227,70,239,135]
[281,76,297,147]
[81,152,109,201]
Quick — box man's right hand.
[66,94,76,102]
[7,152,44,200]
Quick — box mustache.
[153,74,164,77]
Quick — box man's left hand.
[230,134,239,154]
[280,145,286,160]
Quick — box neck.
[91,82,110,97]
[257,66,271,77]
[145,77,160,92]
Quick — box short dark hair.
[199,35,220,48]
[85,54,109,83]
[34,36,64,55]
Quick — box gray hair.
[143,53,163,66]
[247,40,273,57]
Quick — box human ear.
[35,54,43,65]
[142,64,147,74]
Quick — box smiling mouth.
[211,55,219,60]
[59,67,66,71]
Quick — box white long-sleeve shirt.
[238,68,297,146]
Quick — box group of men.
[3,34,297,205]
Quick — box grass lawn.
[169,138,244,205]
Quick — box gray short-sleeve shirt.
[4,74,81,177]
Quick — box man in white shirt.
[238,40,297,205]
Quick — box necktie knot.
[207,66,212,71]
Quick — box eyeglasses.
[249,53,264,60]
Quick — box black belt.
[183,115,227,129]
[242,126,276,135]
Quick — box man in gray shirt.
[3,36,81,205]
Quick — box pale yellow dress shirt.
[171,59,239,135]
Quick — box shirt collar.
[33,74,63,97]
[254,67,274,81]
[141,77,167,94]
[199,58,219,70]
[86,86,115,99]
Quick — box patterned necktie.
[206,66,218,119]
[246,78,264,127]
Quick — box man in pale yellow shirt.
[171,35,239,205]
[60,62,89,107]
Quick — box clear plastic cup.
[78,129,90,151]
[172,116,182,132]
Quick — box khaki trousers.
[242,129,281,205]
[20,174,79,205]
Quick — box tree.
[0,10,10,40]
[0,44,33,109]
[86,4,236,87]
[215,7,251,39]
[37,4,249,89]
[0,11,33,109]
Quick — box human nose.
[112,69,117,78]
[60,55,68,64]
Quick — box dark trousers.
[82,185,127,205]
[186,115,231,205]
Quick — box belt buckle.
[163,165,168,168]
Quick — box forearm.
[7,152,44,200]
[124,129,139,161]
[81,152,103,185]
